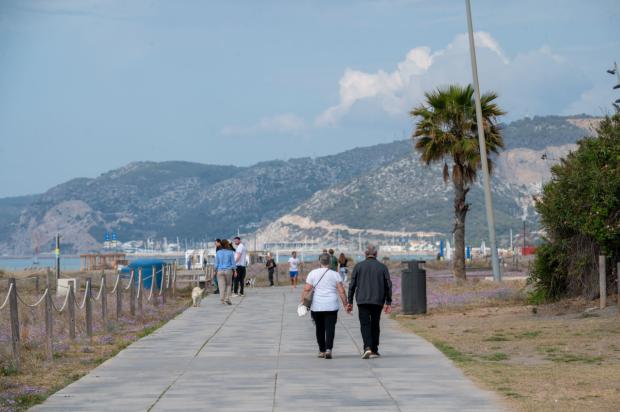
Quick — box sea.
[0,253,435,272]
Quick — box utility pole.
[523,219,526,252]
[465,0,501,281]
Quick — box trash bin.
[401,260,427,314]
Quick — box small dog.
[191,287,205,307]
[245,277,256,288]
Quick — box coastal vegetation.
[530,114,620,300]
[410,84,505,279]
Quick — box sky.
[0,0,618,198]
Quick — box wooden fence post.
[85,278,93,340]
[617,262,620,314]
[68,283,76,341]
[101,273,107,328]
[129,269,136,316]
[46,268,53,291]
[34,276,40,294]
[172,263,177,297]
[8,278,20,372]
[161,265,167,305]
[116,274,122,320]
[599,255,607,309]
[137,268,143,317]
[44,285,53,361]
[169,264,173,299]
[152,265,159,307]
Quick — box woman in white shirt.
[301,253,348,359]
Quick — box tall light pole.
[465,0,501,281]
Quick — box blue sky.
[0,0,618,197]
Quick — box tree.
[531,114,620,300]
[410,84,505,279]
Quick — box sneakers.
[317,352,326,358]
[362,348,372,359]
[325,350,332,359]
[239,293,245,297]
[369,352,381,359]
[232,293,239,297]
[226,300,232,305]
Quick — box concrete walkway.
[32,287,503,411]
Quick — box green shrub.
[531,114,620,299]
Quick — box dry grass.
[397,287,620,412]
[0,271,190,411]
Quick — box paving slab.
[31,286,504,411]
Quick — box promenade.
[32,286,502,411]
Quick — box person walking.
[337,253,349,283]
[347,244,392,359]
[265,252,277,286]
[288,251,301,289]
[328,249,338,271]
[212,239,223,294]
[214,239,236,305]
[232,236,247,297]
[301,253,348,359]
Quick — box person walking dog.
[301,253,348,359]
[347,244,392,359]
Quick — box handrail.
[108,274,121,295]
[16,288,48,308]
[92,277,105,301]
[76,280,90,309]
[0,283,13,310]
[51,289,71,313]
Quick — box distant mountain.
[0,115,597,256]
[0,141,411,255]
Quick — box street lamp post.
[465,0,501,281]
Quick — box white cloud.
[316,31,591,125]
[221,114,306,136]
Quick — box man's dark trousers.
[233,265,246,295]
[358,304,382,352]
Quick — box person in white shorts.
[288,251,301,289]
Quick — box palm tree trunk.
[453,172,468,280]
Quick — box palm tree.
[410,84,505,280]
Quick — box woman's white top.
[306,268,342,312]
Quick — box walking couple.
[214,237,247,305]
[300,245,392,359]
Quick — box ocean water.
[0,257,81,271]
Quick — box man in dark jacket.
[347,244,392,359]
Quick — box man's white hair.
[365,244,378,257]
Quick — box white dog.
[245,277,256,288]
[191,287,205,307]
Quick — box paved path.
[32,287,503,411]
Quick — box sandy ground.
[398,297,620,412]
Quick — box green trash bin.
[401,260,427,314]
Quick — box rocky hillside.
[0,141,411,255]
[257,143,577,247]
[0,115,597,255]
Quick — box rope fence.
[0,261,179,373]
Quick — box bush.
[528,242,567,302]
[531,114,620,299]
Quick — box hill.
[0,115,596,255]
